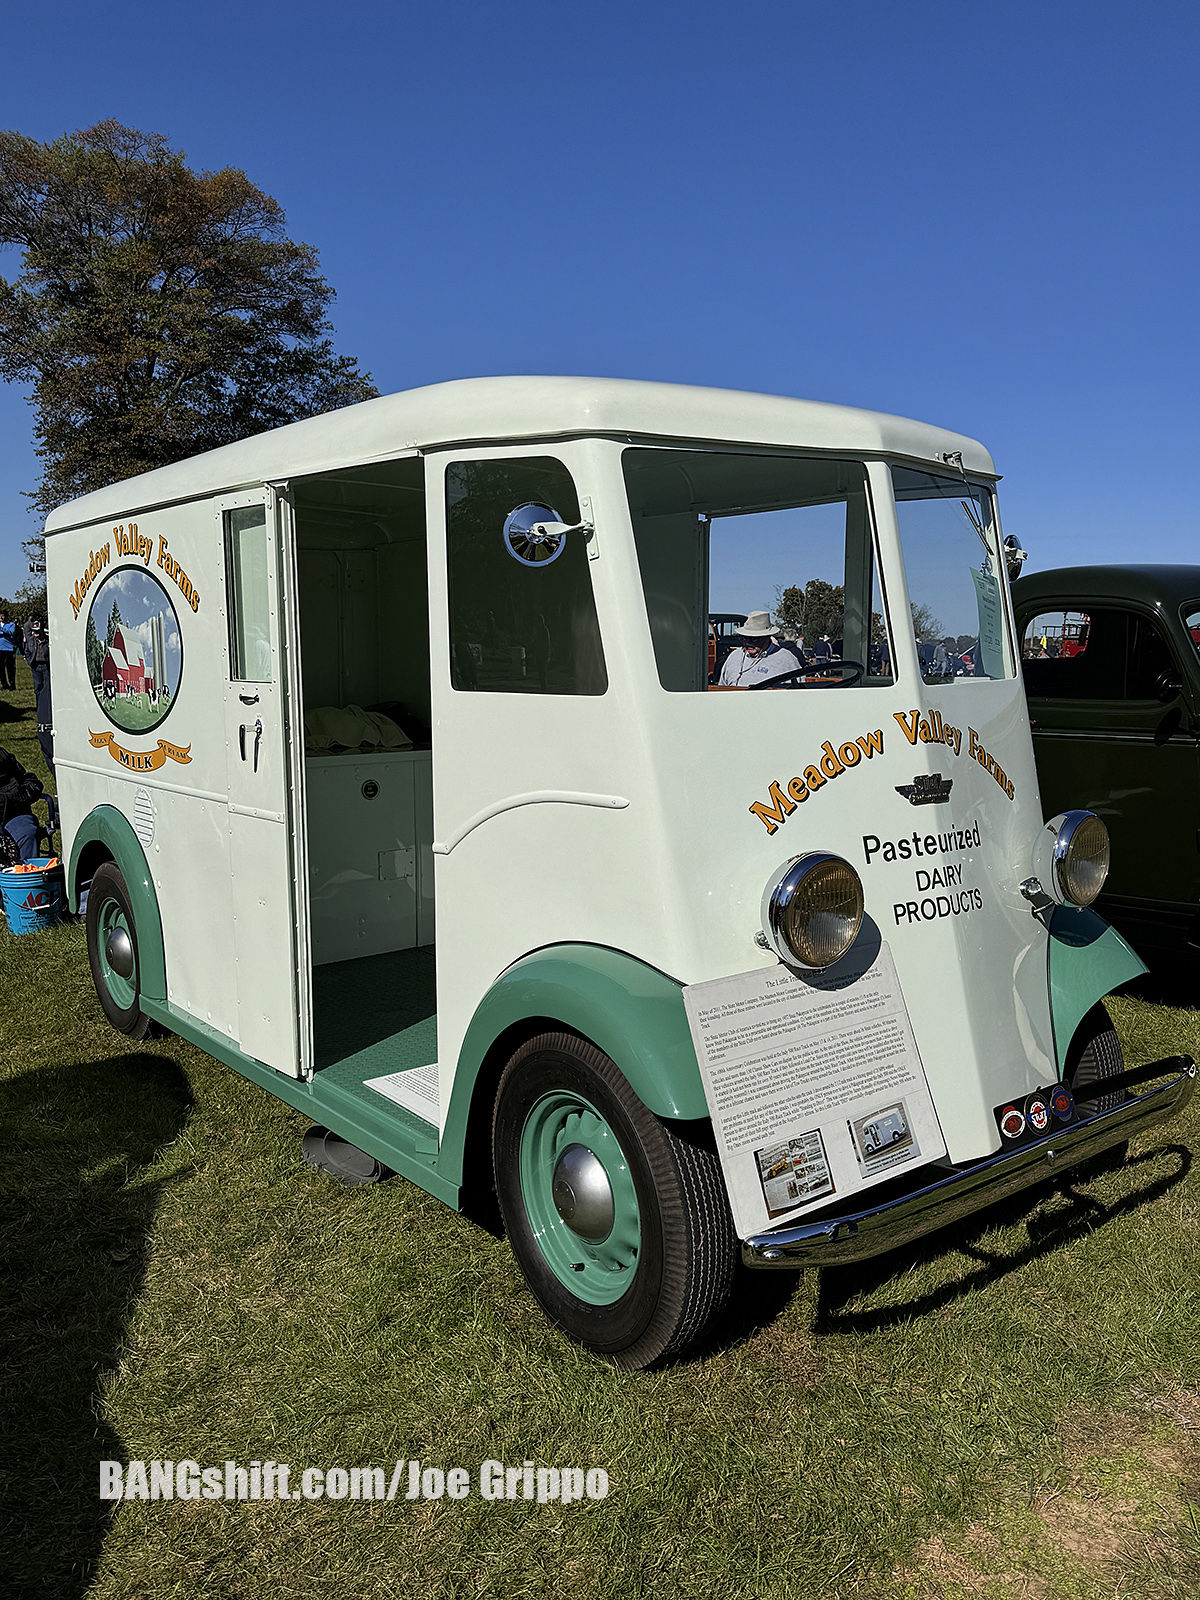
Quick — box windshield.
[891,467,1014,684]
[623,449,893,693]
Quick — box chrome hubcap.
[551,1143,615,1241]
[105,925,134,979]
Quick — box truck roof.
[1013,565,1200,608]
[43,374,997,535]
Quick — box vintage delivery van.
[45,377,1195,1368]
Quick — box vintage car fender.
[1047,904,1146,1069]
[438,943,708,1187]
[67,804,167,1003]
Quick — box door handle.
[253,718,263,773]
[239,691,259,706]
[239,724,246,761]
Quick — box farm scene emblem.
[86,566,183,735]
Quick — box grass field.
[3,657,1200,1599]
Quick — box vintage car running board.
[742,1056,1196,1269]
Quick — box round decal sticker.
[86,567,183,736]
[999,1105,1025,1141]
[1050,1084,1075,1123]
[1024,1093,1051,1135]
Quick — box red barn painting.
[101,625,155,696]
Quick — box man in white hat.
[718,611,804,687]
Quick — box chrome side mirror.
[503,502,568,567]
[502,503,595,568]
[1003,534,1028,583]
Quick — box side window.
[891,467,1011,682]
[224,506,273,683]
[623,449,892,692]
[1021,607,1177,701]
[446,457,607,695]
[1184,605,1200,660]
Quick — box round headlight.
[760,853,865,969]
[1052,811,1110,908]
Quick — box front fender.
[437,943,708,1188]
[1048,905,1146,1069]
[67,805,167,1002]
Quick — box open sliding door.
[217,487,310,1077]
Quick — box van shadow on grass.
[0,1052,192,1600]
[813,1141,1190,1334]
[678,1142,1191,1363]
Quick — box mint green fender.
[1047,905,1146,1070]
[67,805,167,1002]
[437,943,708,1188]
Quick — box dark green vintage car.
[1012,565,1200,967]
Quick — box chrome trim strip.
[742,1057,1196,1269]
[432,791,629,856]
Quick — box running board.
[144,999,458,1208]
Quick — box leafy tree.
[910,601,942,641]
[0,585,46,628]
[0,119,378,560]
[775,578,845,640]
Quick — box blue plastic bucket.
[0,858,65,935]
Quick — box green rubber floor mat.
[311,946,437,1078]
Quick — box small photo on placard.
[754,1129,834,1220]
[848,1097,919,1179]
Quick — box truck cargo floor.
[311,945,437,1079]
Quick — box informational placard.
[971,567,1006,678]
[682,942,945,1238]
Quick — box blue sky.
[1,0,1196,598]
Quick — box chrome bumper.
[742,1056,1196,1269]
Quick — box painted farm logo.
[86,567,183,737]
[748,728,886,834]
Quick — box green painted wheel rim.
[518,1090,641,1306]
[97,897,137,1011]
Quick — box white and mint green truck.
[45,378,1194,1368]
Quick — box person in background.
[23,619,54,774]
[0,611,16,691]
[0,743,44,862]
[718,611,804,687]
[22,618,49,698]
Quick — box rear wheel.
[492,1032,737,1369]
[1065,1002,1125,1113]
[85,861,155,1040]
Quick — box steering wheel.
[746,659,866,689]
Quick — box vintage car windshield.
[891,466,1014,683]
[623,448,893,692]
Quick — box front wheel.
[1066,1002,1125,1113]
[492,1032,737,1369]
[85,861,155,1039]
